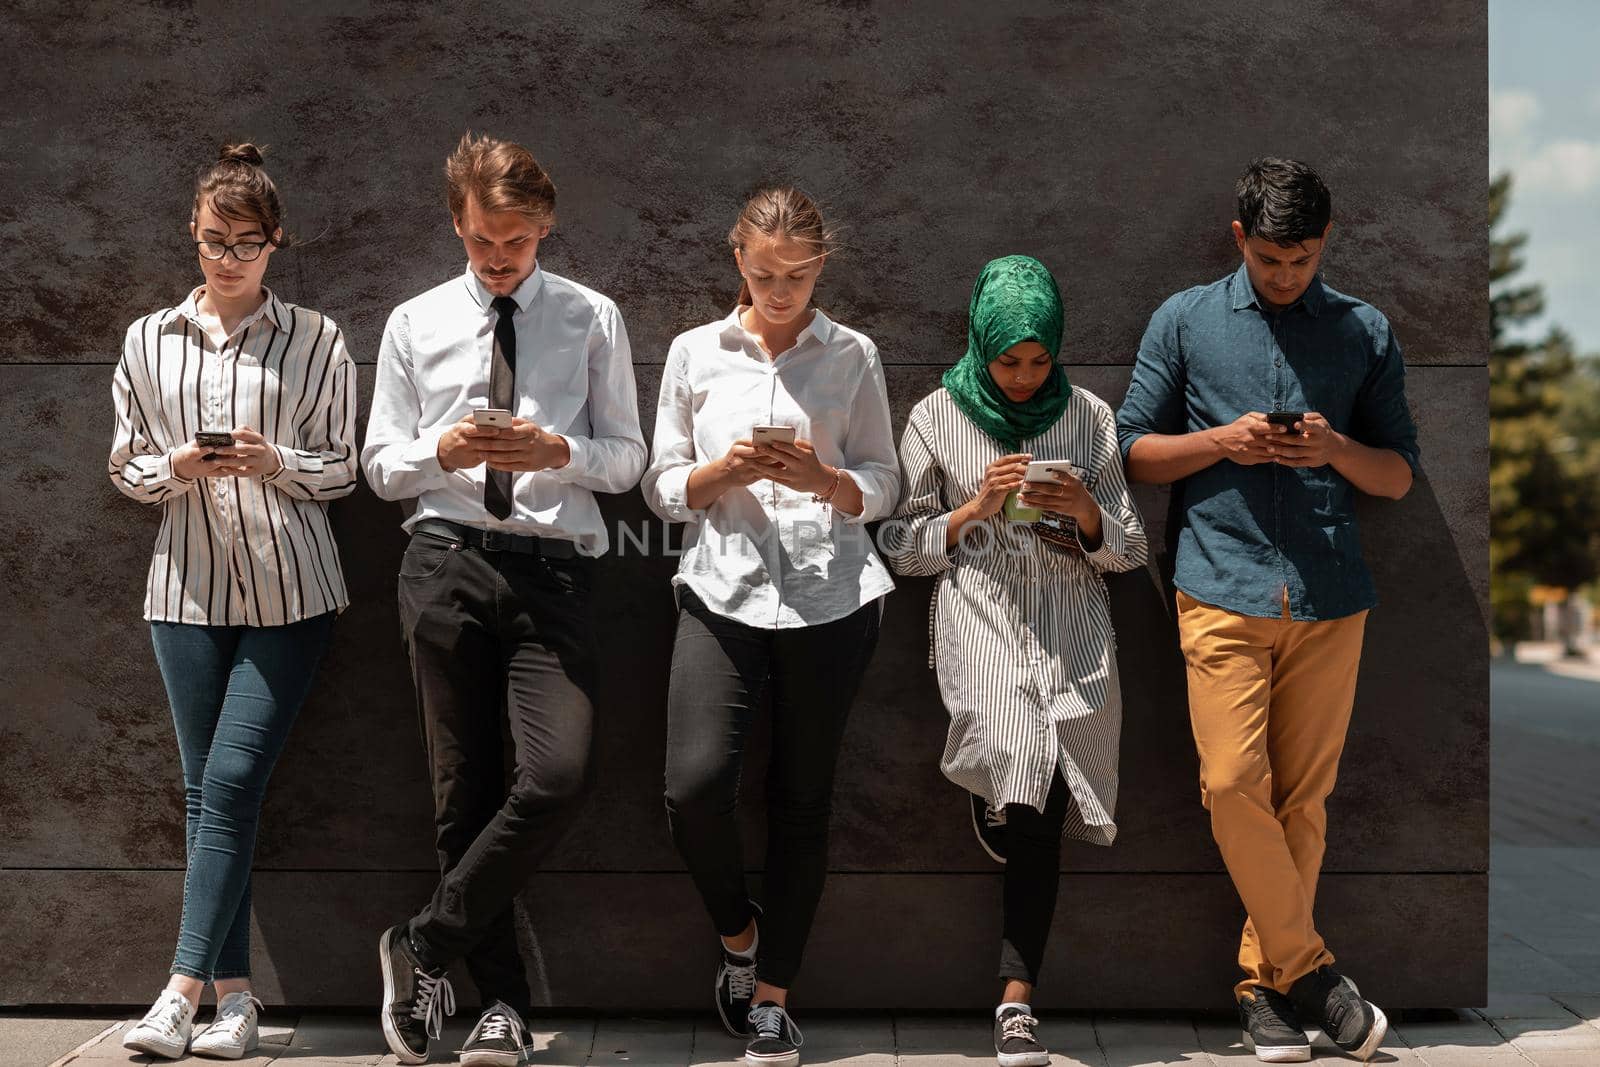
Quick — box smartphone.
[1024,463,1088,489]
[1266,411,1304,430]
[751,425,797,445]
[471,408,514,429]
[195,430,233,461]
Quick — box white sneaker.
[192,990,264,1059]
[123,989,196,1059]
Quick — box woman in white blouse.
[109,144,357,1060]
[643,186,899,1067]
[885,256,1146,1067]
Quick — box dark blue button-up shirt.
[1116,265,1420,621]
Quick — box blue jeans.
[150,612,334,981]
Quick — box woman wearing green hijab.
[886,256,1146,1065]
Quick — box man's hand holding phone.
[1270,411,1343,468]
[476,417,571,473]
[1212,412,1288,466]
[438,410,508,472]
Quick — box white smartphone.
[1025,460,1080,483]
[751,424,797,445]
[471,408,514,429]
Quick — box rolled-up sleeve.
[885,404,957,577]
[641,338,703,523]
[1350,317,1421,475]
[1116,297,1187,462]
[837,341,900,524]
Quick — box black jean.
[396,529,597,1015]
[999,769,1071,986]
[663,587,882,989]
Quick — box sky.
[1490,0,1600,353]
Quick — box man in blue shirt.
[1118,158,1418,1064]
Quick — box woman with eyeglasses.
[110,143,357,1060]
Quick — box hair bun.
[218,142,266,166]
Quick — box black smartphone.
[195,430,233,460]
[1266,411,1304,430]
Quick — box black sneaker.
[1288,966,1388,1062]
[970,792,1007,863]
[379,924,456,1065]
[1238,986,1311,1063]
[716,901,763,1038]
[745,1002,803,1067]
[461,1000,528,1067]
[993,1006,1050,1067]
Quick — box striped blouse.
[108,287,357,626]
[886,387,1146,844]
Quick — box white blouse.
[642,308,899,629]
[108,287,357,626]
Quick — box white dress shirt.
[361,265,646,554]
[108,287,357,625]
[642,308,899,629]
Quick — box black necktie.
[484,295,517,520]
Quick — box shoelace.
[750,1004,803,1047]
[410,968,456,1040]
[211,994,263,1039]
[466,1002,526,1048]
[724,955,757,1001]
[1000,1012,1040,1043]
[139,994,190,1038]
[983,805,1007,830]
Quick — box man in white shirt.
[362,133,645,1066]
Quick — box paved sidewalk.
[9,652,1599,1067]
[13,1004,1600,1067]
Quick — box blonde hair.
[445,132,556,224]
[728,185,840,305]
[193,142,283,241]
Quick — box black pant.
[396,529,597,1014]
[663,588,881,989]
[998,770,1071,986]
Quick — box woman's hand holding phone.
[174,428,280,480]
[1018,464,1097,525]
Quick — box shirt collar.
[465,264,544,313]
[176,285,289,333]
[718,306,834,353]
[1229,262,1324,318]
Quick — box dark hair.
[445,131,557,224]
[192,142,284,243]
[1235,157,1331,246]
[727,185,840,305]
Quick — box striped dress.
[108,287,357,626]
[887,387,1146,845]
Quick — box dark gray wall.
[0,1,1487,1009]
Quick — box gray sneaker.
[993,1006,1049,1067]
[460,1000,528,1066]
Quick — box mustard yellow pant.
[1175,588,1368,999]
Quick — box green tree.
[1489,174,1600,651]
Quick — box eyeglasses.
[195,240,268,262]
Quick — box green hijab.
[941,254,1072,450]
